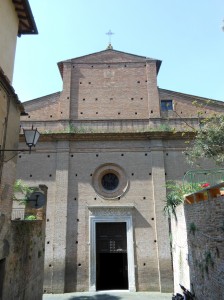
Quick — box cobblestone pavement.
[43,291,173,300]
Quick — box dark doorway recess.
[0,258,6,300]
[96,222,128,291]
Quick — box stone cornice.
[19,131,195,143]
[88,205,135,216]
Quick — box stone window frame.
[92,163,129,199]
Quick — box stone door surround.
[88,205,136,292]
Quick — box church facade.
[16,48,224,293]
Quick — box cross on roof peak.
[106,29,114,49]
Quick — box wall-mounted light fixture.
[0,126,40,154]
[23,126,40,153]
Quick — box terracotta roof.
[12,0,38,36]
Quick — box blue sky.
[13,0,224,102]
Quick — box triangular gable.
[58,49,162,78]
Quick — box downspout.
[0,86,11,185]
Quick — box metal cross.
[106,29,114,44]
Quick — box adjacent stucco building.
[0,1,37,298]
[17,47,224,293]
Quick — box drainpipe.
[0,86,10,186]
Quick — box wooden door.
[96,222,128,290]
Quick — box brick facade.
[16,48,224,294]
[185,187,224,299]
[172,185,224,299]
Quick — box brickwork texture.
[16,48,224,294]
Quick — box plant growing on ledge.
[13,180,39,221]
[24,215,37,220]
[164,181,201,219]
[13,179,36,205]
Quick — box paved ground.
[43,291,173,300]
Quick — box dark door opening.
[96,222,128,290]
[0,259,6,300]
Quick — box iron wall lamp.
[0,126,40,154]
[23,126,40,153]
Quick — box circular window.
[92,164,128,199]
[101,173,119,191]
